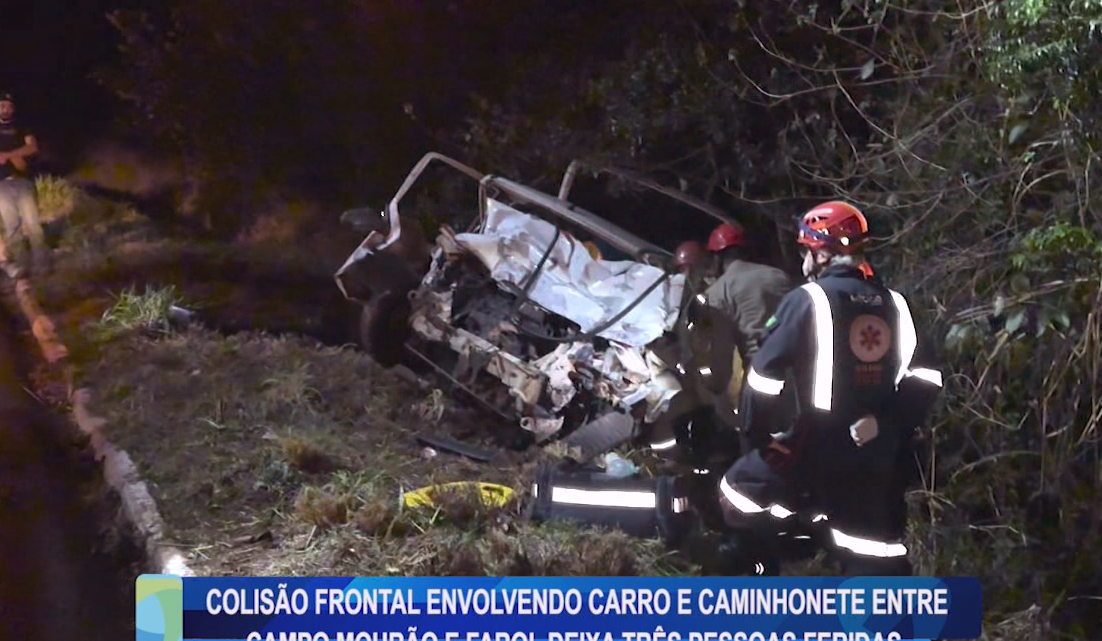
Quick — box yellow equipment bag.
[402,481,515,510]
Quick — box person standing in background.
[0,92,49,276]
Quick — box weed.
[34,174,81,223]
[95,285,183,341]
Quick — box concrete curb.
[6,275,195,577]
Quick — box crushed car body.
[334,152,742,462]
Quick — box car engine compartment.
[404,201,687,446]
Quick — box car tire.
[359,290,412,368]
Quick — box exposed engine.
[420,252,619,432]
[441,254,592,359]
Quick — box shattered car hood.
[454,199,685,348]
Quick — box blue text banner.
[181,577,982,641]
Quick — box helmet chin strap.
[801,249,821,280]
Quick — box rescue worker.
[672,240,708,276]
[638,238,742,532]
[715,201,943,576]
[642,227,793,454]
[642,240,722,461]
[701,222,795,428]
[703,222,795,361]
[656,237,751,438]
[671,239,723,423]
[641,229,794,532]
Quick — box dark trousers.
[718,447,912,576]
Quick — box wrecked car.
[334,153,744,464]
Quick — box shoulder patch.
[849,293,885,306]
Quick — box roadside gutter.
[3,275,195,577]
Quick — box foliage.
[985,0,1102,117]
[96,285,184,341]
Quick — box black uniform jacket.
[738,264,944,479]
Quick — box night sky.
[1,0,634,168]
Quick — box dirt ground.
[35,198,360,348]
[82,325,698,577]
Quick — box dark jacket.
[738,264,943,479]
[0,119,34,180]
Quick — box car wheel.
[359,290,412,368]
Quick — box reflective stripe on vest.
[830,528,908,558]
[802,281,930,409]
[718,476,794,519]
[891,296,945,389]
[906,367,943,387]
[775,284,932,413]
[889,290,918,387]
[747,367,784,395]
[802,282,834,411]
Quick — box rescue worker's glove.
[849,415,879,447]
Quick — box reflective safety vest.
[743,265,943,434]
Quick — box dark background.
[1,0,143,162]
[1,0,639,184]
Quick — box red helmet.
[707,222,745,252]
[673,240,707,271]
[797,201,869,254]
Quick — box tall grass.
[34,175,82,223]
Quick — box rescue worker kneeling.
[640,240,737,473]
[643,228,794,465]
[715,201,943,576]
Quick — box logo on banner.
[849,314,891,363]
[136,574,183,641]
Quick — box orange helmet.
[673,240,707,271]
[707,222,745,252]
[797,201,869,255]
